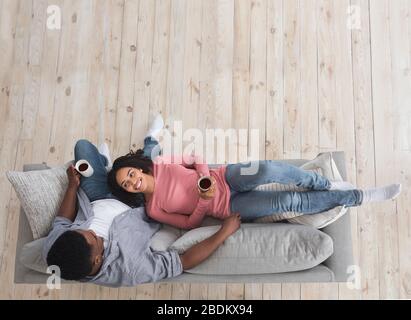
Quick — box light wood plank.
[214,0,234,164]
[154,283,172,300]
[112,0,139,156]
[317,0,337,151]
[150,0,171,118]
[262,283,281,300]
[0,0,32,298]
[31,0,63,164]
[180,0,202,137]
[338,282,361,300]
[226,283,244,300]
[58,0,95,162]
[98,287,120,300]
[233,0,250,163]
[351,0,379,300]
[369,0,400,299]
[164,0,187,127]
[244,283,262,300]
[130,0,156,149]
[299,0,318,160]
[207,283,226,300]
[318,283,339,300]
[135,284,155,299]
[396,151,411,299]
[301,283,320,300]
[171,283,190,300]
[0,0,20,145]
[101,0,124,150]
[266,0,283,160]
[3,142,34,299]
[189,283,208,300]
[333,0,359,300]
[283,0,300,159]
[82,0,106,144]
[389,0,411,300]
[281,283,301,300]
[117,287,138,300]
[248,0,267,161]
[198,0,217,163]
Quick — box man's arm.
[57,165,81,222]
[179,214,241,270]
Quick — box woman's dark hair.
[107,149,153,208]
[46,230,92,280]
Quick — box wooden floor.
[0,0,410,300]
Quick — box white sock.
[146,113,164,139]
[361,183,402,204]
[98,142,112,170]
[329,180,356,191]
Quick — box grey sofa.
[14,152,353,284]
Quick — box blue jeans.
[74,137,160,202]
[226,160,363,220]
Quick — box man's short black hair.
[46,230,93,280]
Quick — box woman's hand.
[221,213,241,237]
[67,165,81,189]
[198,176,217,200]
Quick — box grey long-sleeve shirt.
[42,188,183,287]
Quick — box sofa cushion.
[170,223,334,275]
[6,163,71,239]
[20,237,48,274]
[253,152,348,229]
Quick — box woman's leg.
[75,139,111,202]
[225,160,331,192]
[230,189,363,220]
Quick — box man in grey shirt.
[43,138,240,287]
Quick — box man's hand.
[198,176,217,200]
[221,213,241,237]
[67,165,81,189]
[179,213,242,270]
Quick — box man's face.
[76,229,104,275]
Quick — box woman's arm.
[149,199,210,229]
[179,214,241,270]
[155,154,210,177]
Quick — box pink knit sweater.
[145,155,232,229]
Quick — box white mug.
[75,159,94,178]
[197,176,212,192]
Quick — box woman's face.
[116,167,148,193]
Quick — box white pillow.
[170,223,334,274]
[6,163,71,239]
[253,152,348,229]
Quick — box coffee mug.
[75,159,94,178]
[198,176,212,192]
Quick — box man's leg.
[225,160,331,192]
[142,136,161,160]
[230,189,363,220]
[74,139,111,202]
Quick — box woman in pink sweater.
[107,150,401,230]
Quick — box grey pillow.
[6,163,71,239]
[253,152,348,229]
[170,223,333,275]
[20,237,48,274]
